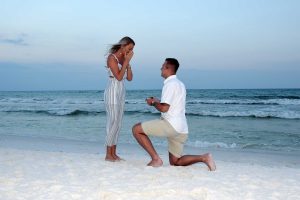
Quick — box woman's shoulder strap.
[110,53,119,63]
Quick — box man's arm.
[146,97,170,113]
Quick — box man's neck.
[164,73,176,79]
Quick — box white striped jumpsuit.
[104,54,126,146]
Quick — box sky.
[0,0,300,90]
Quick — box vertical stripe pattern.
[104,54,126,146]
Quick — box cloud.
[0,33,29,46]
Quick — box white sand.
[0,135,300,200]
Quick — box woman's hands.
[124,51,134,63]
[124,51,133,81]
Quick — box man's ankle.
[151,155,161,161]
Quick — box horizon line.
[1,87,300,92]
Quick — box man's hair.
[165,58,180,73]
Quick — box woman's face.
[122,43,134,54]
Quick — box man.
[132,58,216,171]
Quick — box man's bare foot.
[204,153,216,171]
[147,158,163,167]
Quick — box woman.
[104,36,134,161]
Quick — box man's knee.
[169,152,180,166]
[132,123,142,136]
[169,159,179,166]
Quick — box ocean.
[0,89,300,153]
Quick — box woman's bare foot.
[204,153,216,171]
[105,155,116,162]
[113,155,125,161]
[147,158,163,167]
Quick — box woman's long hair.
[108,36,135,54]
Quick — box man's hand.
[146,97,160,106]
[146,97,170,112]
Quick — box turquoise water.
[0,89,300,153]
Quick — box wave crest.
[1,109,299,119]
[187,141,237,149]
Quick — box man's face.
[160,61,169,78]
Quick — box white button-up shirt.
[161,75,188,134]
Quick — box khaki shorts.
[141,118,188,158]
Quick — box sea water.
[0,89,300,153]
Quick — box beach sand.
[0,135,299,200]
